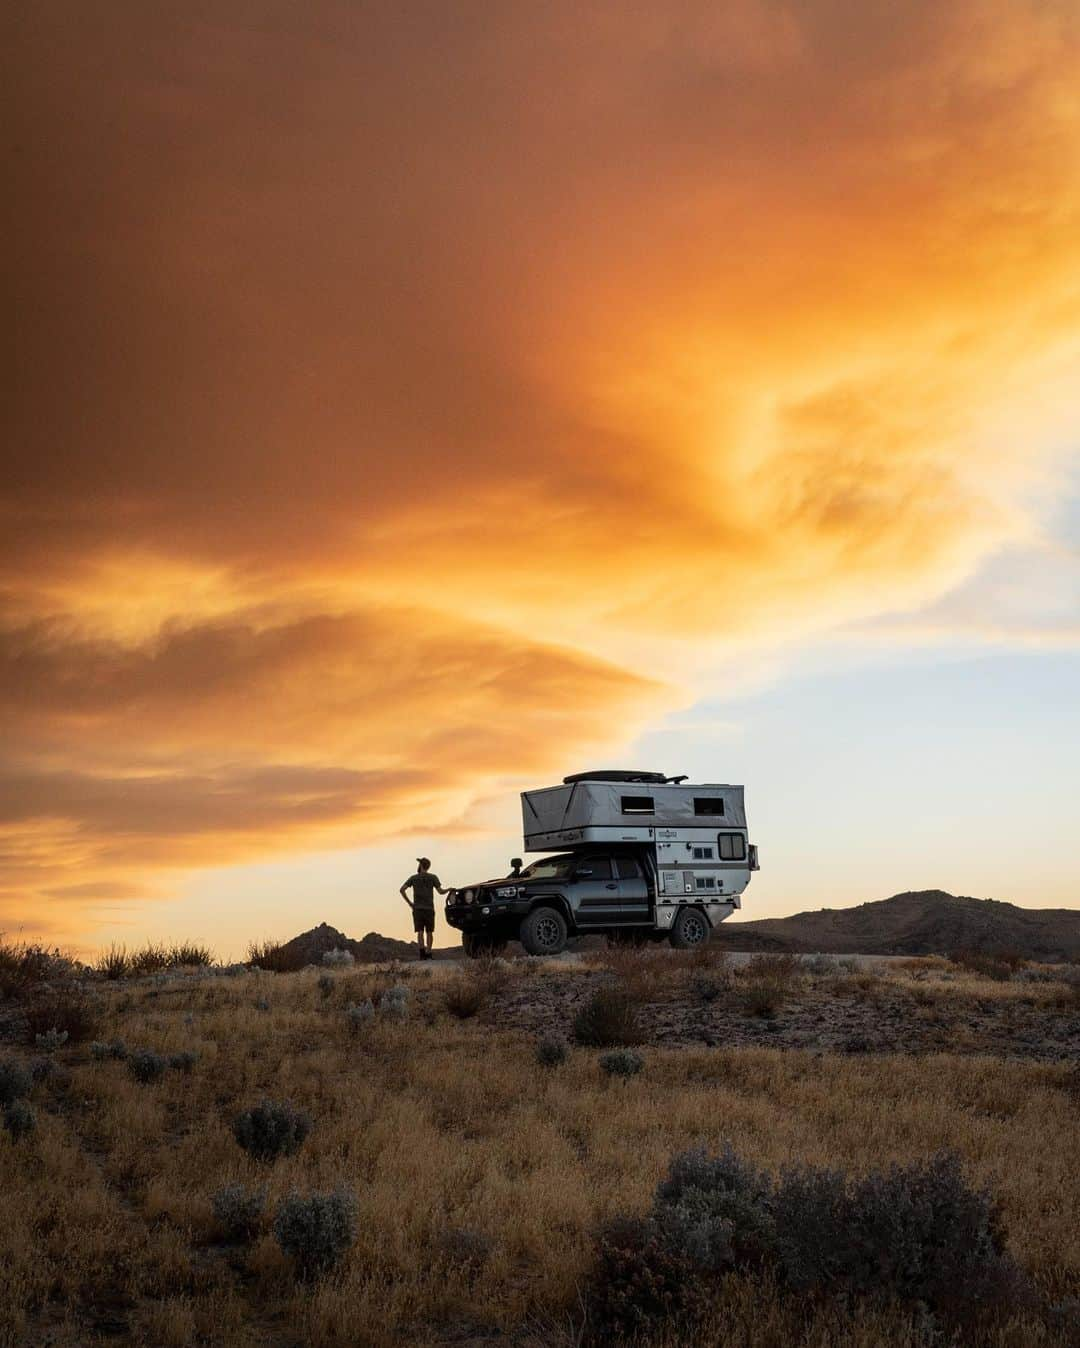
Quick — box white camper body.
[521,774,755,926]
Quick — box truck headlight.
[495,886,519,898]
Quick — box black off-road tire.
[669,906,710,950]
[518,906,568,957]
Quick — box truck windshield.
[518,855,576,881]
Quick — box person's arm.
[399,878,414,907]
[433,875,447,895]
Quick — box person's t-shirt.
[404,872,441,909]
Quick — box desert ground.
[1,941,1078,1347]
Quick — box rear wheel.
[669,906,710,950]
[519,906,568,956]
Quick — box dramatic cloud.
[4,1,1079,939]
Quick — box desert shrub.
[247,940,306,974]
[772,1152,1027,1322]
[128,942,171,975]
[168,1050,198,1074]
[802,954,842,975]
[34,1028,68,1053]
[443,977,486,1019]
[535,1036,567,1068]
[254,997,271,1011]
[273,1188,357,1277]
[654,1144,774,1273]
[0,1058,32,1106]
[168,942,214,967]
[3,1099,36,1140]
[586,1216,702,1343]
[90,1039,128,1061]
[380,985,410,1020]
[345,1000,375,1031]
[468,952,511,998]
[23,987,99,1044]
[233,1099,311,1161]
[950,949,1014,982]
[317,973,334,998]
[738,954,799,1017]
[687,942,730,972]
[600,1048,644,1080]
[128,1049,167,1084]
[573,985,642,1047]
[745,953,799,985]
[588,1144,1028,1337]
[739,980,785,1018]
[212,1183,266,1242]
[97,944,129,980]
[321,948,354,968]
[0,939,70,1000]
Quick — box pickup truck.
[443,771,757,955]
[445,847,719,955]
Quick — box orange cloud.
[3,1,1079,942]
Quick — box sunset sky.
[5,1,1079,959]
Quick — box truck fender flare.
[527,893,576,934]
[680,901,716,929]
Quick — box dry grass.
[1,960,1077,1346]
[96,942,216,981]
[0,937,73,1000]
[246,940,307,974]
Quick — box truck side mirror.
[748,844,759,871]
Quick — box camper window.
[694,797,725,816]
[620,795,654,814]
[692,846,714,860]
[717,833,747,861]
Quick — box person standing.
[399,857,445,959]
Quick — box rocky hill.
[274,922,447,966]
[716,891,1080,961]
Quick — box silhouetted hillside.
[717,891,1080,961]
[273,922,460,965]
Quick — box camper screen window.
[694,797,725,816]
[621,795,654,814]
[717,833,747,861]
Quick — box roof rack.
[561,770,688,785]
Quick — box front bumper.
[444,893,532,931]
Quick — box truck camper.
[444,770,758,956]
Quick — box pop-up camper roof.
[521,771,746,850]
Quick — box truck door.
[613,856,651,923]
[570,856,618,928]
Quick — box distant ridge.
[716,891,1080,961]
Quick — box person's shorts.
[412,907,435,934]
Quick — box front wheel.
[518,906,568,956]
[669,906,710,950]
